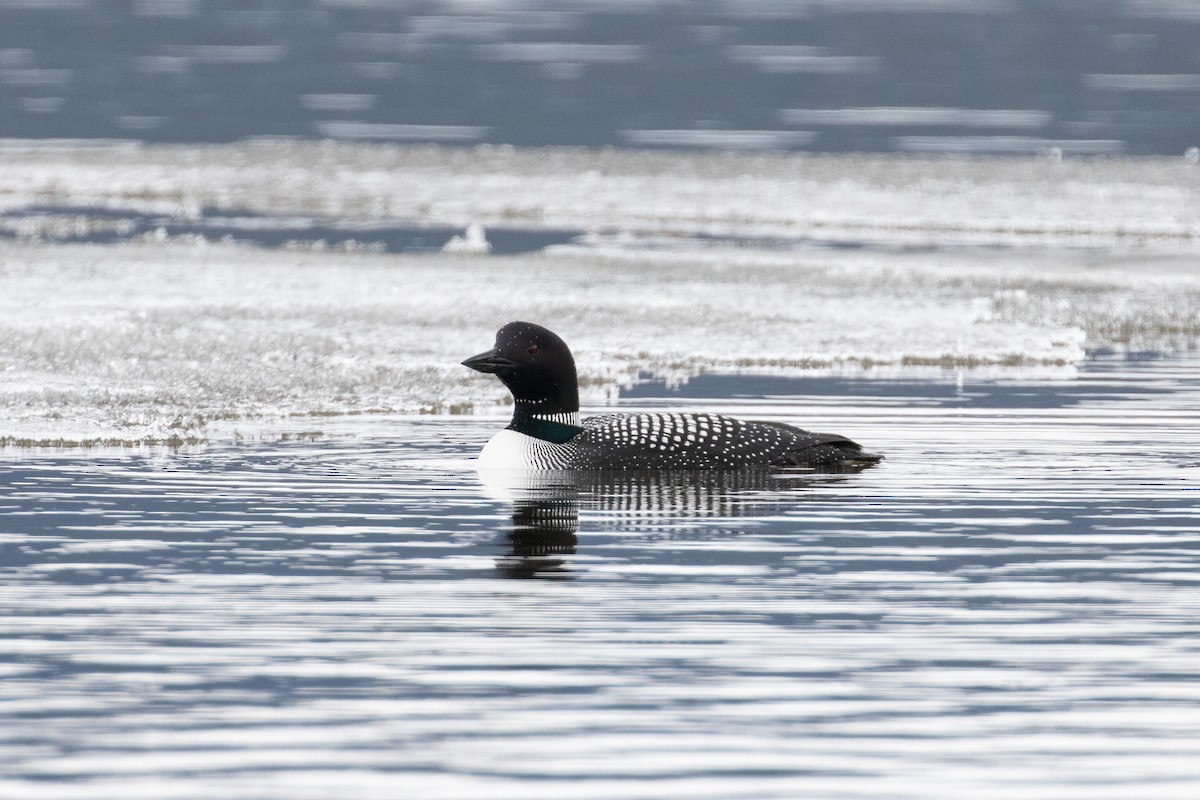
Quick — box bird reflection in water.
[485,465,872,579]
[501,490,580,579]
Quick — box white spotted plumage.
[478,411,874,470]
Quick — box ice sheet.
[0,142,1197,444]
[2,141,1198,247]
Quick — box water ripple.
[1,355,1199,798]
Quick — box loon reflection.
[499,494,580,579]
[488,468,859,579]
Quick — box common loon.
[462,321,882,470]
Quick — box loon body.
[463,322,882,471]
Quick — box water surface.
[2,352,1198,798]
[3,1,1199,154]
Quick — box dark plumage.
[462,321,882,470]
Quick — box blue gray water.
[2,351,1198,798]
[3,0,1200,155]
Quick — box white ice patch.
[441,222,491,254]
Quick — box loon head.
[462,321,580,415]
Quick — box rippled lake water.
[2,351,1198,799]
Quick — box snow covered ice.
[0,141,1197,444]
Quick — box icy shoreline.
[1,143,1198,445]
[1,238,1196,446]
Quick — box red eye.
[528,345,539,355]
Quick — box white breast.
[476,428,571,471]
